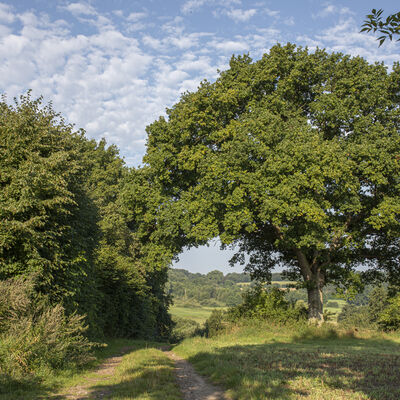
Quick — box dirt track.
[51,347,132,400]
[52,346,229,400]
[165,351,230,400]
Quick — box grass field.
[0,339,181,400]
[325,299,347,320]
[171,297,347,324]
[169,305,226,324]
[174,322,400,400]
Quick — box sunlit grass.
[174,321,400,400]
[0,339,182,400]
[169,306,226,324]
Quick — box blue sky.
[1,0,399,274]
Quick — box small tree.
[145,44,400,323]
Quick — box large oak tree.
[145,44,400,323]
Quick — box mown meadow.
[174,322,400,400]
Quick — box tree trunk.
[307,284,324,325]
[295,249,325,325]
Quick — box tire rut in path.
[165,351,231,400]
[51,346,133,400]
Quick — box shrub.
[170,316,201,342]
[0,277,97,379]
[204,310,228,337]
[337,304,371,328]
[378,294,400,331]
[228,286,307,324]
[368,286,389,324]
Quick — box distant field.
[170,306,226,324]
[171,298,347,324]
[174,322,400,399]
[237,280,295,287]
[325,298,346,320]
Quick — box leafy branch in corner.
[361,8,400,46]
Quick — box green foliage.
[145,43,400,321]
[0,94,100,326]
[367,286,389,324]
[336,285,400,330]
[170,316,201,343]
[0,276,96,380]
[378,293,400,331]
[204,309,227,337]
[337,304,371,328]
[361,9,400,46]
[204,286,307,337]
[167,268,248,307]
[229,286,307,323]
[0,94,173,342]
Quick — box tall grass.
[0,276,97,386]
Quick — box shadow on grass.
[48,343,180,400]
[77,365,179,400]
[185,335,400,400]
[0,373,55,400]
[0,341,164,400]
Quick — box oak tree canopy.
[145,44,400,323]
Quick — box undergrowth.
[0,276,98,389]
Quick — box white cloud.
[320,4,335,17]
[181,0,208,14]
[181,0,242,15]
[0,3,14,23]
[264,7,279,18]
[211,39,249,53]
[126,12,147,22]
[298,17,400,66]
[0,3,229,167]
[284,16,294,26]
[1,1,399,171]
[312,4,354,20]
[226,8,257,22]
[64,2,96,16]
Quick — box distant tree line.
[167,268,251,306]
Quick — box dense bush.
[337,304,371,328]
[378,294,400,331]
[228,286,307,323]
[336,286,400,331]
[204,310,227,337]
[204,286,307,337]
[170,316,201,343]
[367,286,389,324]
[0,277,96,379]
[0,95,173,341]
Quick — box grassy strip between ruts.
[173,321,400,400]
[0,339,182,400]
